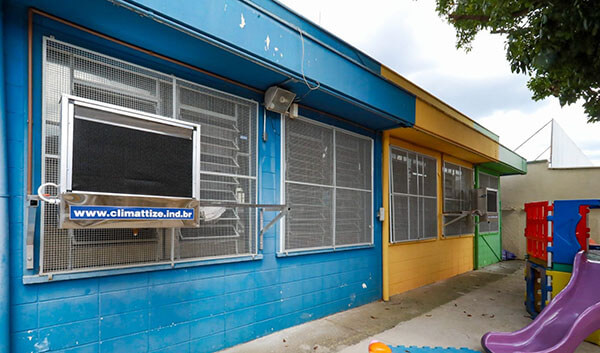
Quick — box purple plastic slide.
[481,250,600,353]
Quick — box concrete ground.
[221,261,598,353]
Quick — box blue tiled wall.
[3,4,383,352]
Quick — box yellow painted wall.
[380,65,507,297]
[386,138,474,297]
[389,237,474,294]
[381,66,500,164]
[413,100,498,161]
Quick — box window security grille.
[283,118,373,251]
[389,147,438,243]
[41,38,257,274]
[443,162,474,236]
[478,173,500,233]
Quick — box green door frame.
[474,165,503,269]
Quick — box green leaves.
[435,0,600,122]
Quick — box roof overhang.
[387,99,527,175]
[8,0,417,130]
[480,145,528,175]
[105,0,417,130]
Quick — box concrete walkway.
[221,261,598,353]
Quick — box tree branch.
[449,7,530,23]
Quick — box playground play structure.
[484,199,600,352]
[369,199,600,353]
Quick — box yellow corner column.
[382,131,390,301]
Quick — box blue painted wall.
[3,2,383,352]
[0,3,12,352]
[9,0,414,130]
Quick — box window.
[478,172,500,233]
[41,38,258,274]
[283,117,373,252]
[443,162,474,236]
[389,147,437,243]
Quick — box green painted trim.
[477,165,501,177]
[499,144,527,171]
[552,263,573,272]
[473,122,500,142]
[479,145,527,176]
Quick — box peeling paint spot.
[224,3,228,11]
[280,53,284,58]
[300,313,312,319]
[362,283,367,289]
[34,337,49,352]
[239,14,246,29]
[264,35,270,51]
[28,336,32,341]
[274,47,279,52]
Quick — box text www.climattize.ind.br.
[70,206,194,220]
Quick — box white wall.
[501,161,600,258]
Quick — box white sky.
[278,0,600,165]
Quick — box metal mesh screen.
[389,147,438,243]
[478,172,499,233]
[174,79,257,259]
[41,38,257,274]
[335,131,372,246]
[284,118,373,251]
[335,131,371,190]
[286,119,333,185]
[335,185,372,246]
[443,162,474,236]
[285,183,333,250]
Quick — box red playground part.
[575,205,591,251]
[524,201,553,262]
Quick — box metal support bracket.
[259,205,289,250]
[25,195,40,270]
[197,202,288,251]
[442,211,473,227]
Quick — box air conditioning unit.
[48,95,202,229]
[476,187,499,223]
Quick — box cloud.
[279,0,600,166]
[409,73,539,117]
[356,20,435,74]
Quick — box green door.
[475,167,502,269]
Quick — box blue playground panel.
[390,346,479,353]
[548,199,600,266]
[525,261,551,318]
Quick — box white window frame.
[389,146,439,244]
[479,172,500,234]
[280,116,374,253]
[442,161,474,237]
